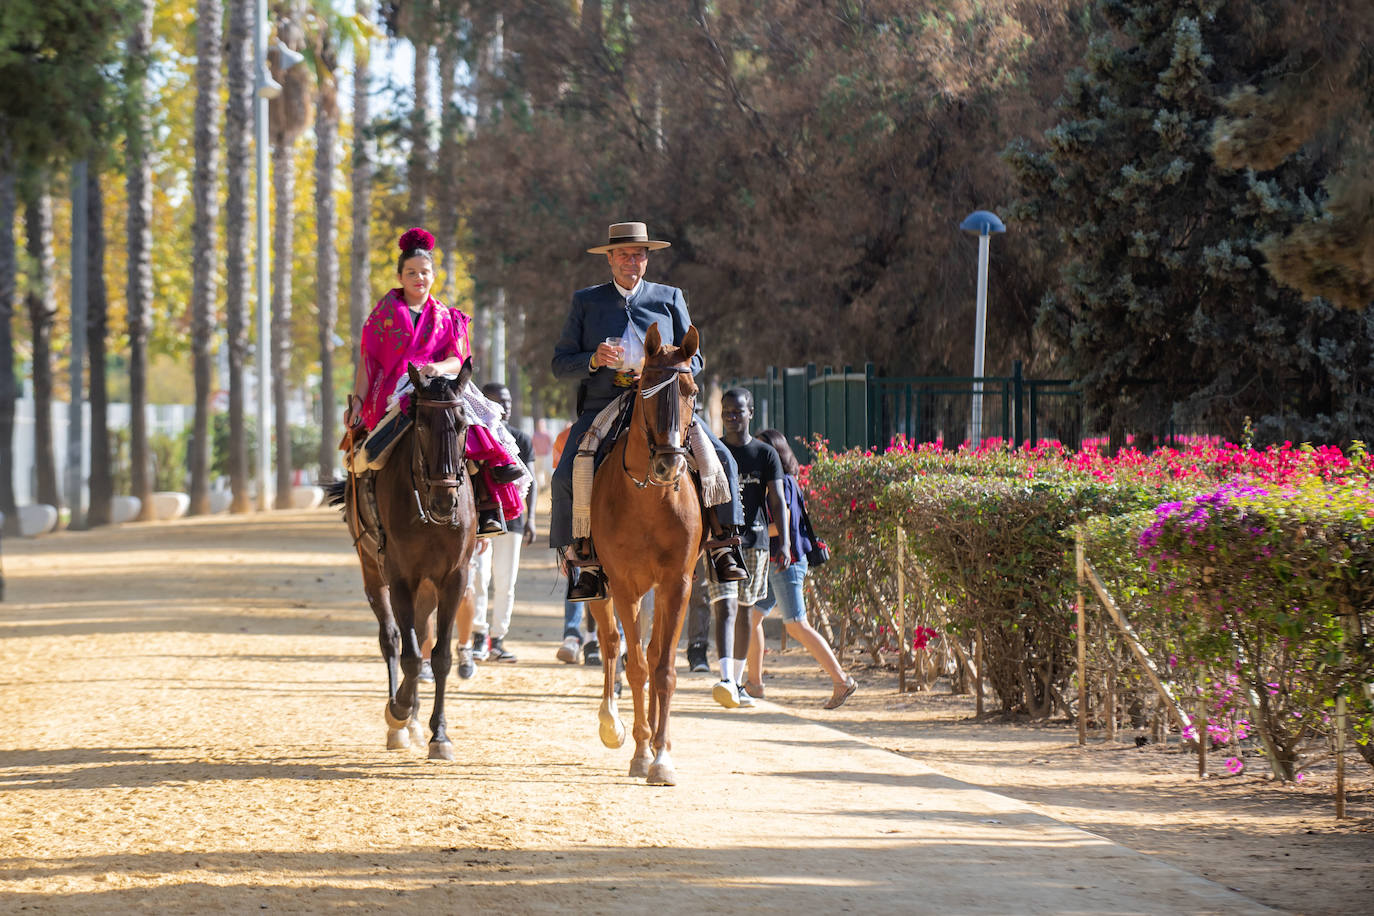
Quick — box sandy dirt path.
[0,511,1303,913]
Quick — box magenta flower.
[1225,757,1244,775]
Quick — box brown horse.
[587,324,704,786]
[341,360,477,760]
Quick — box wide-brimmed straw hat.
[587,221,671,255]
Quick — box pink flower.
[1225,757,1244,775]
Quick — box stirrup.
[566,565,607,601]
[709,544,748,582]
[477,508,507,538]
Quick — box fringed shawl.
[359,289,471,430]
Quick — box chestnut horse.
[587,324,704,786]
[341,361,477,760]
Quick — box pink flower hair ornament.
[398,227,436,252]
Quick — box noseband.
[623,365,693,489]
[411,391,468,525]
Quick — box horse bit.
[623,365,693,490]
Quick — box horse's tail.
[323,478,348,511]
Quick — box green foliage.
[289,422,321,473]
[0,0,131,168]
[1006,0,1374,444]
[211,412,256,482]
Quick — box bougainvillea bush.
[802,437,1373,778]
[1089,479,1374,779]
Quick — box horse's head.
[638,324,699,486]
[406,358,474,525]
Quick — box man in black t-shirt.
[706,389,790,709]
[470,383,538,663]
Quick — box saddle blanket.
[572,392,730,539]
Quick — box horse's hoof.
[428,740,455,761]
[646,762,677,786]
[386,727,410,750]
[407,717,425,746]
[598,713,626,749]
[628,753,653,779]
[383,705,409,730]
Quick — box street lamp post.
[960,209,1006,448]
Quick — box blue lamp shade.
[960,210,1006,236]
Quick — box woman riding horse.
[346,227,526,535]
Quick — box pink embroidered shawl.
[359,289,472,429]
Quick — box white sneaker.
[712,679,741,709]
[471,633,490,661]
[736,689,755,708]
[556,635,580,664]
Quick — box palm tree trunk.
[348,17,372,381]
[86,168,113,528]
[0,143,17,530]
[269,6,312,509]
[408,36,432,225]
[314,42,340,481]
[435,39,460,302]
[126,0,156,519]
[224,0,253,513]
[22,172,59,508]
[189,0,224,515]
[271,139,295,508]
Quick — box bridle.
[410,386,469,525]
[622,364,694,490]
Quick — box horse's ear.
[644,323,663,355]
[456,357,474,389]
[682,325,699,362]
[407,363,424,390]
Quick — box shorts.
[705,548,770,606]
[754,555,809,622]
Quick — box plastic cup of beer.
[603,337,624,369]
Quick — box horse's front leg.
[610,590,653,779]
[386,577,423,732]
[426,564,467,761]
[588,597,626,749]
[645,573,692,786]
[364,566,411,750]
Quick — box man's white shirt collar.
[614,278,643,300]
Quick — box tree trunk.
[348,17,372,381]
[189,0,224,515]
[408,36,432,226]
[224,0,252,513]
[271,138,295,508]
[0,143,17,531]
[86,169,113,528]
[22,173,59,509]
[66,161,89,530]
[126,0,156,519]
[269,5,311,509]
[435,39,460,302]
[314,40,340,481]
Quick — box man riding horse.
[550,222,748,600]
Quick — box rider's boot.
[704,512,748,582]
[565,537,607,601]
[471,470,507,537]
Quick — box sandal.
[823,676,857,709]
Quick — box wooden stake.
[1198,695,1208,778]
[897,528,906,695]
[1075,531,1087,746]
[974,628,984,718]
[1336,693,1347,819]
[1083,559,1193,735]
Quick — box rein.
[622,365,693,490]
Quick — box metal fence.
[731,361,1083,462]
